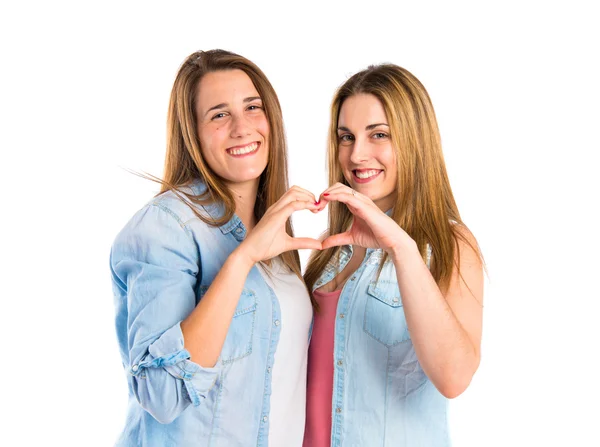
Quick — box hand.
[237,186,324,264]
[319,183,414,254]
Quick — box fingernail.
[314,201,320,205]
[323,193,329,196]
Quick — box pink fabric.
[303,288,342,447]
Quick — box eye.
[338,134,354,143]
[247,103,264,112]
[373,132,388,139]
[211,112,228,120]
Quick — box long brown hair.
[151,49,301,277]
[304,64,482,300]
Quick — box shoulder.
[448,224,484,296]
[149,182,213,228]
[111,184,209,256]
[123,180,218,232]
[452,223,480,259]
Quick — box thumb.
[287,237,323,251]
[321,231,353,250]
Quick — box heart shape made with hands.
[296,185,409,254]
[286,188,375,252]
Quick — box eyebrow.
[337,123,389,132]
[204,96,262,117]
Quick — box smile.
[352,169,382,183]
[226,142,260,157]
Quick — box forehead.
[338,93,387,126]
[196,69,259,110]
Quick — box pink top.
[303,288,342,447]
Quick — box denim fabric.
[110,180,307,446]
[312,243,450,447]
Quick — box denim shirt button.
[336,407,342,414]
[339,313,345,319]
[131,364,139,372]
[263,416,268,422]
[235,228,243,234]
[267,367,272,373]
[274,320,280,326]
[337,360,343,366]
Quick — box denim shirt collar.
[312,207,395,292]
[188,179,245,236]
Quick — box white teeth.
[228,142,258,155]
[355,169,380,179]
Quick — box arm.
[320,183,483,398]
[181,185,322,367]
[111,203,217,424]
[112,188,321,423]
[390,228,483,398]
[179,248,253,366]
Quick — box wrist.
[231,244,257,271]
[387,238,419,263]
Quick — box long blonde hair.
[304,64,482,303]
[154,49,302,277]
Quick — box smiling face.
[195,69,269,188]
[337,93,398,211]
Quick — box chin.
[227,169,266,184]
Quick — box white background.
[1,1,598,446]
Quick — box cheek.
[383,147,397,180]
[338,151,353,182]
[385,164,398,185]
[198,127,225,160]
[253,115,270,138]
[338,149,350,167]
[386,168,398,186]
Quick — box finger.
[321,231,353,249]
[288,185,319,203]
[282,185,320,205]
[269,190,319,214]
[287,237,323,251]
[319,190,370,215]
[318,182,345,198]
[280,200,321,217]
[313,195,331,211]
[321,182,353,194]
[318,183,362,205]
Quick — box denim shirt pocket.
[198,286,257,364]
[363,280,411,346]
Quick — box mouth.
[226,141,260,158]
[352,169,383,184]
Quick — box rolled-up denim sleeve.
[110,203,219,424]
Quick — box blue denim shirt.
[110,181,306,446]
[312,244,450,447]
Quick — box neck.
[228,179,260,231]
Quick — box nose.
[230,113,251,138]
[349,137,369,164]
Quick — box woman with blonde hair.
[110,49,321,446]
[303,64,485,446]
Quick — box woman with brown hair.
[303,64,485,446]
[110,49,321,446]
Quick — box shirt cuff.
[132,323,220,406]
